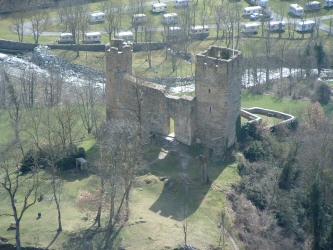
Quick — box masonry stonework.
[105,40,242,159]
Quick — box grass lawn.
[0,141,240,250]
[241,89,309,116]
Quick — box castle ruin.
[105,40,242,159]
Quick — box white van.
[90,12,105,23]
[305,1,321,11]
[295,20,316,32]
[174,0,190,8]
[256,0,268,7]
[84,32,102,43]
[151,3,168,13]
[243,6,262,16]
[268,21,286,32]
[190,26,210,38]
[58,33,74,43]
[132,14,147,25]
[114,31,134,42]
[162,13,178,25]
[241,23,260,34]
[290,4,303,17]
[168,27,182,37]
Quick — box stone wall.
[105,41,243,158]
[195,47,243,152]
[242,107,295,126]
[0,39,106,53]
[133,42,165,52]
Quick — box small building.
[162,13,179,25]
[305,1,322,11]
[295,20,316,32]
[90,12,106,23]
[290,4,304,17]
[243,6,262,16]
[114,31,134,42]
[242,23,260,34]
[58,33,74,43]
[151,3,168,13]
[174,0,190,8]
[268,21,286,32]
[76,158,88,171]
[84,32,102,43]
[132,14,147,25]
[190,26,210,38]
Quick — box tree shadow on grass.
[60,169,92,182]
[61,226,106,250]
[149,145,229,220]
[60,223,125,250]
[46,230,61,249]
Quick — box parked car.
[250,13,263,20]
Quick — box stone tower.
[195,47,242,155]
[105,40,133,120]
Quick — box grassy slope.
[0,141,240,250]
[241,89,309,116]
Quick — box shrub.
[20,150,47,173]
[244,140,265,162]
[313,82,331,104]
[55,156,76,171]
[77,147,86,158]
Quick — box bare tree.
[28,7,50,44]
[96,120,148,248]
[74,70,104,134]
[101,0,123,42]
[178,204,192,248]
[11,1,28,42]
[60,0,90,57]
[0,148,41,250]
[76,187,106,226]
[214,4,225,40]
[144,16,157,68]
[6,78,23,143]
[42,67,64,107]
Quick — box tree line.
[229,102,333,250]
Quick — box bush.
[244,140,265,162]
[55,145,85,171]
[20,150,47,173]
[55,156,76,171]
[313,82,331,104]
[77,147,86,158]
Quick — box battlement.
[105,41,243,161]
[106,40,133,76]
[196,46,241,69]
[106,40,132,55]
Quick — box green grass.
[241,89,309,116]
[0,141,240,250]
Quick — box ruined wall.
[106,41,195,146]
[105,41,242,156]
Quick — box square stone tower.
[105,40,133,120]
[195,47,242,155]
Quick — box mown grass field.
[0,138,240,249]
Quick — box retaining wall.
[241,107,295,127]
[0,39,165,53]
